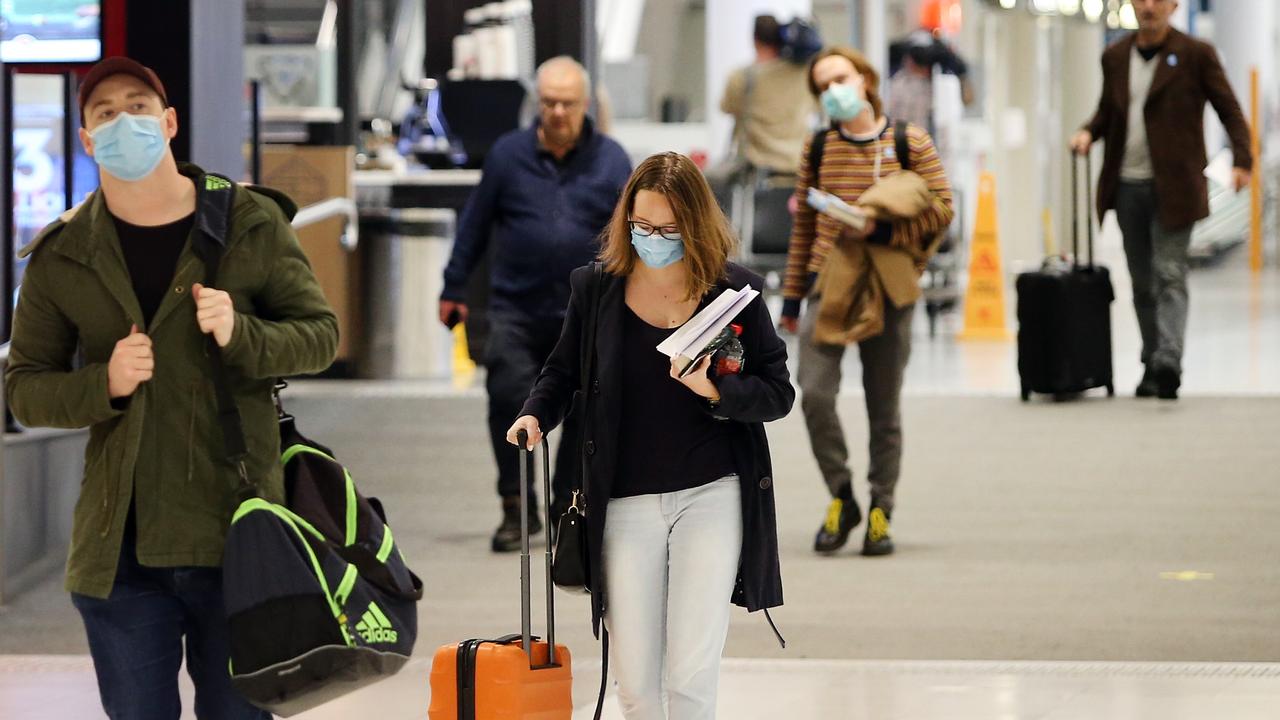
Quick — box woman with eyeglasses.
[507,152,794,719]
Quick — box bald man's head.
[536,56,590,149]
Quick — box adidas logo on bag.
[355,602,399,645]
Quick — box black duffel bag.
[193,175,423,717]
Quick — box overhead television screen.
[1,0,102,64]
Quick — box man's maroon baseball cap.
[77,57,168,123]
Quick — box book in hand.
[657,286,760,378]
[807,187,869,232]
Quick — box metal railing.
[292,197,359,251]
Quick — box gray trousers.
[1114,181,1194,374]
[797,294,914,512]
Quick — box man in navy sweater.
[440,56,631,552]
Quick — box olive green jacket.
[4,164,338,598]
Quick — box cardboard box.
[260,146,359,363]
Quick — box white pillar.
[1210,0,1273,119]
[858,0,888,84]
[705,0,812,162]
[190,0,246,176]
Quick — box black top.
[611,304,738,499]
[1136,42,1164,62]
[520,263,795,628]
[113,213,194,326]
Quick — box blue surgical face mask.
[631,230,685,269]
[89,112,168,182]
[821,83,867,122]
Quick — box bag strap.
[191,174,256,497]
[593,626,610,720]
[894,119,911,172]
[727,66,758,161]
[575,263,604,502]
[806,128,827,191]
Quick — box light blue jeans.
[603,477,743,720]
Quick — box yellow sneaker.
[861,506,894,556]
[813,496,861,554]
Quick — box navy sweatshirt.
[441,117,632,318]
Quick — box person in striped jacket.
[779,46,954,557]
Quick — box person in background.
[439,55,632,552]
[780,47,954,558]
[719,14,817,178]
[1071,0,1252,400]
[5,56,338,719]
[509,152,793,719]
[886,29,974,138]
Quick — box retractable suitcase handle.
[516,429,558,669]
[1071,151,1095,270]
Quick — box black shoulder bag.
[551,262,602,592]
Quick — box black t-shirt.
[611,305,738,499]
[112,212,194,326]
[1137,42,1165,62]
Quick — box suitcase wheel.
[1106,383,1115,397]
[1020,385,1031,402]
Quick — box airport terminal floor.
[1,234,1277,719]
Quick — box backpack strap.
[894,119,911,172]
[806,128,828,190]
[191,173,256,497]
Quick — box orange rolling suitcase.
[429,432,573,719]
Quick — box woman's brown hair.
[806,46,883,119]
[599,152,737,301]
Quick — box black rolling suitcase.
[1016,153,1115,401]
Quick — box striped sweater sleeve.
[888,126,954,251]
[782,132,821,306]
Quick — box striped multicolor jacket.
[781,121,953,316]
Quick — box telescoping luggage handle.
[516,429,558,669]
[1071,151,1096,270]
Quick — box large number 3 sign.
[13,126,66,233]
[14,127,56,194]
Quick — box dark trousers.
[485,312,578,506]
[1114,180,1194,374]
[71,530,269,720]
[797,296,915,513]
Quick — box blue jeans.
[603,477,743,720]
[71,532,270,720]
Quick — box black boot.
[1135,366,1158,398]
[1154,366,1180,401]
[491,496,542,553]
[813,487,862,554]
[861,503,894,557]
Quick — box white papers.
[657,286,759,373]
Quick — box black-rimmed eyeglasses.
[628,220,682,241]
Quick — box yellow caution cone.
[452,323,476,389]
[958,172,1012,341]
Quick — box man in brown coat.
[1071,0,1252,400]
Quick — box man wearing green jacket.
[4,57,338,719]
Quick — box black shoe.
[491,497,542,553]
[1136,367,1158,398]
[861,505,895,556]
[1154,366,1180,400]
[813,496,862,554]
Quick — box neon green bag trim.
[280,443,331,467]
[376,524,395,563]
[280,444,359,546]
[334,565,359,608]
[344,469,357,546]
[231,498,354,647]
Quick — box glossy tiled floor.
[2,243,1278,719]
[4,656,1280,719]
